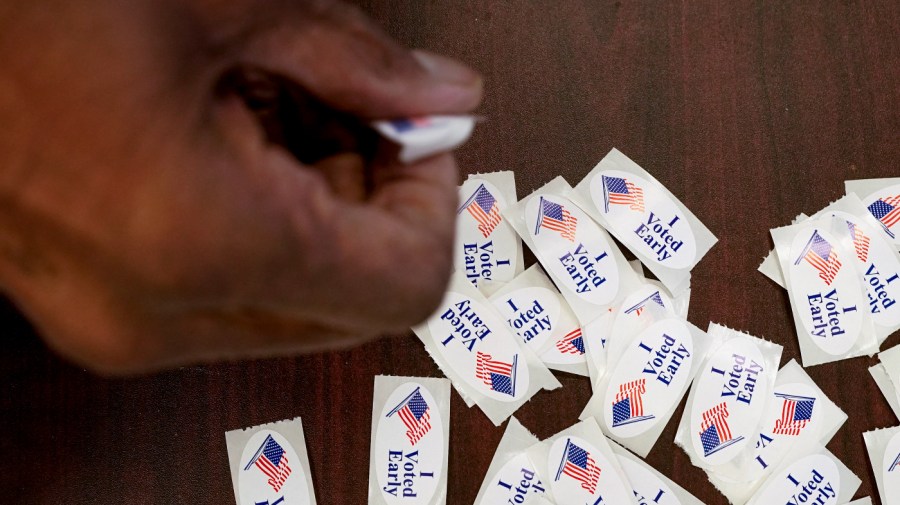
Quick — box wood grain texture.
[1,1,898,503]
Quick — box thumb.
[233,3,483,119]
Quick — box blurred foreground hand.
[0,0,482,373]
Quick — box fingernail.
[413,50,482,88]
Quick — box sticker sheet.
[609,440,706,505]
[372,116,475,164]
[771,215,878,365]
[504,176,642,325]
[582,317,712,457]
[870,363,900,419]
[412,272,561,425]
[473,418,549,505]
[526,418,637,505]
[863,425,900,505]
[225,417,318,505]
[368,376,450,505]
[455,171,524,296]
[744,443,860,505]
[571,148,718,295]
[706,359,847,504]
[675,324,782,471]
[489,265,589,376]
[845,177,900,248]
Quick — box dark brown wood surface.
[1,1,898,503]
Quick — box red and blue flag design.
[624,291,666,316]
[847,221,870,263]
[555,438,602,494]
[772,392,815,436]
[794,230,842,286]
[459,184,502,238]
[244,434,292,492]
[534,197,577,242]
[611,379,655,427]
[555,328,585,355]
[475,351,517,397]
[387,387,432,446]
[699,402,744,457]
[601,175,645,213]
[868,195,900,238]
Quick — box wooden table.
[1,1,897,503]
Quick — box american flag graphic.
[771,393,816,436]
[555,328,586,355]
[794,230,842,286]
[601,175,645,213]
[699,402,744,457]
[475,351,517,397]
[387,117,433,133]
[847,221,871,263]
[387,387,432,446]
[611,379,655,427]
[889,453,900,472]
[534,197,577,242]
[868,195,900,236]
[624,291,666,316]
[555,439,602,495]
[458,184,502,238]
[243,435,292,492]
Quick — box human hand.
[0,0,482,373]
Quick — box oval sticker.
[618,457,681,505]
[590,169,697,269]
[427,291,530,402]
[547,436,633,504]
[832,211,900,328]
[455,179,519,288]
[690,337,770,465]
[238,430,311,505]
[524,194,621,305]
[787,227,864,355]
[860,183,900,246]
[492,286,562,352]
[603,318,695,438]
[476,453,546,505]
[882,430,900,499]
[749,454,840,505]
[375,382,444,504]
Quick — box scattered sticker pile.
[223,142,897,504]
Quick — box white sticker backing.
[869,362,900,419]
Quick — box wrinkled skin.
[0,1,482,373]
